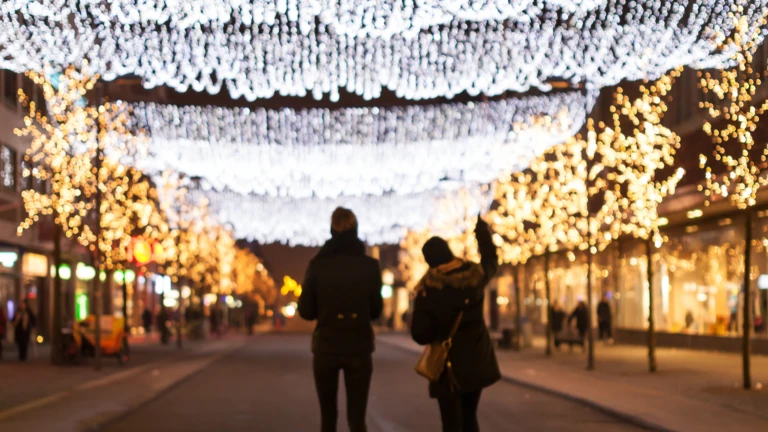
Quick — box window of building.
[651,220,745,336]
[1,145,16,190]
[2,71,18,106]
[19,158,33,191]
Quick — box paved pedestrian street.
[103,333,641,432]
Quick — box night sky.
[258,243,320,285]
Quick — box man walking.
[597,293,613,343]
[298,207,383,432]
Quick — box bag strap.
[447,311,464,341]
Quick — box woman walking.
[12,299,36,361]
[410,216,500,432]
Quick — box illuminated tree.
[490,172,538,351]
[611,72,685,373]
[697,14,767,389]
[233,248,276,312]
[16,65,145,368]
[492,71,684,367]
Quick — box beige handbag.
[414,311,464,384]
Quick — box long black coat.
[298,230,383,357]
[410,223,501,399]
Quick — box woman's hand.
[475,214,489,234]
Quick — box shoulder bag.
[414,311,464,384]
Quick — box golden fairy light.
[16,66,274,299]
[492,70,684,262]
[15,65,152,270]
[698,14,768,209]
[233,247,276,303]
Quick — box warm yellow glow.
[281,276,302,297]
[699,14,768,210]
[15,65,275,301]
[490,69,683,263]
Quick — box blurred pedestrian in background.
[158,306,170,345]
[549,301,566,349]
[568,301,589,352]
[13,299,36,361]
[142,307,152,335]
[597,294,613,343]
[0,305,6,360]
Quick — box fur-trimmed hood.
[416,259,485,291]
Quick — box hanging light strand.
[131,91,588,198]
[1,1,762,101]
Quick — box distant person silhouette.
[12,299,36,361]
[411,216,501,432]
[298,207,383,432]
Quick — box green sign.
[75,292,88,321]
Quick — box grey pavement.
[104,332,642,432]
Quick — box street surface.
[104,325,642,431]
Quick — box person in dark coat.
[549,301,566,349]
[569,301,589,349]
[142,307,153,335]
[12,299,36,361]
[596,294,612,341]
[0,306,6,360]
[411,216,501,432]
[158,306,170,345]
[298,207,383,432]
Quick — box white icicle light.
[1,1,763,101]
[0,1,603,38]
[131,90,589,198]
[193,185,493,246]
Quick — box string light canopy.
[194,185,492,246]
[2,1,763,101]
[0,1,604,38]
[131,91,588,198]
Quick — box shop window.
[2,70,18,106]
[657,220,745,336]
[0,145,16,190]
[19,158,33,191]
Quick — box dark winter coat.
[597,300,612,324]
[549,307,566,333]
[569,305,589,333]
[298,229,383,357]
[13,309,36,340]
[410,223,501,399]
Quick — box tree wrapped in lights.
[697,13,767,389]
[490,171,540,351]
[606,72,685,373]
[15,66,146,367]
[491,72,684,365]
[233,248,276,306]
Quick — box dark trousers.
[17,337,29,361]
[437,389,482,432]
[598,321,612,340]
[313,354,373,432]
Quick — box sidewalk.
[379,334,768,432]
[0,335,247,432]
[0,333,237,412]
